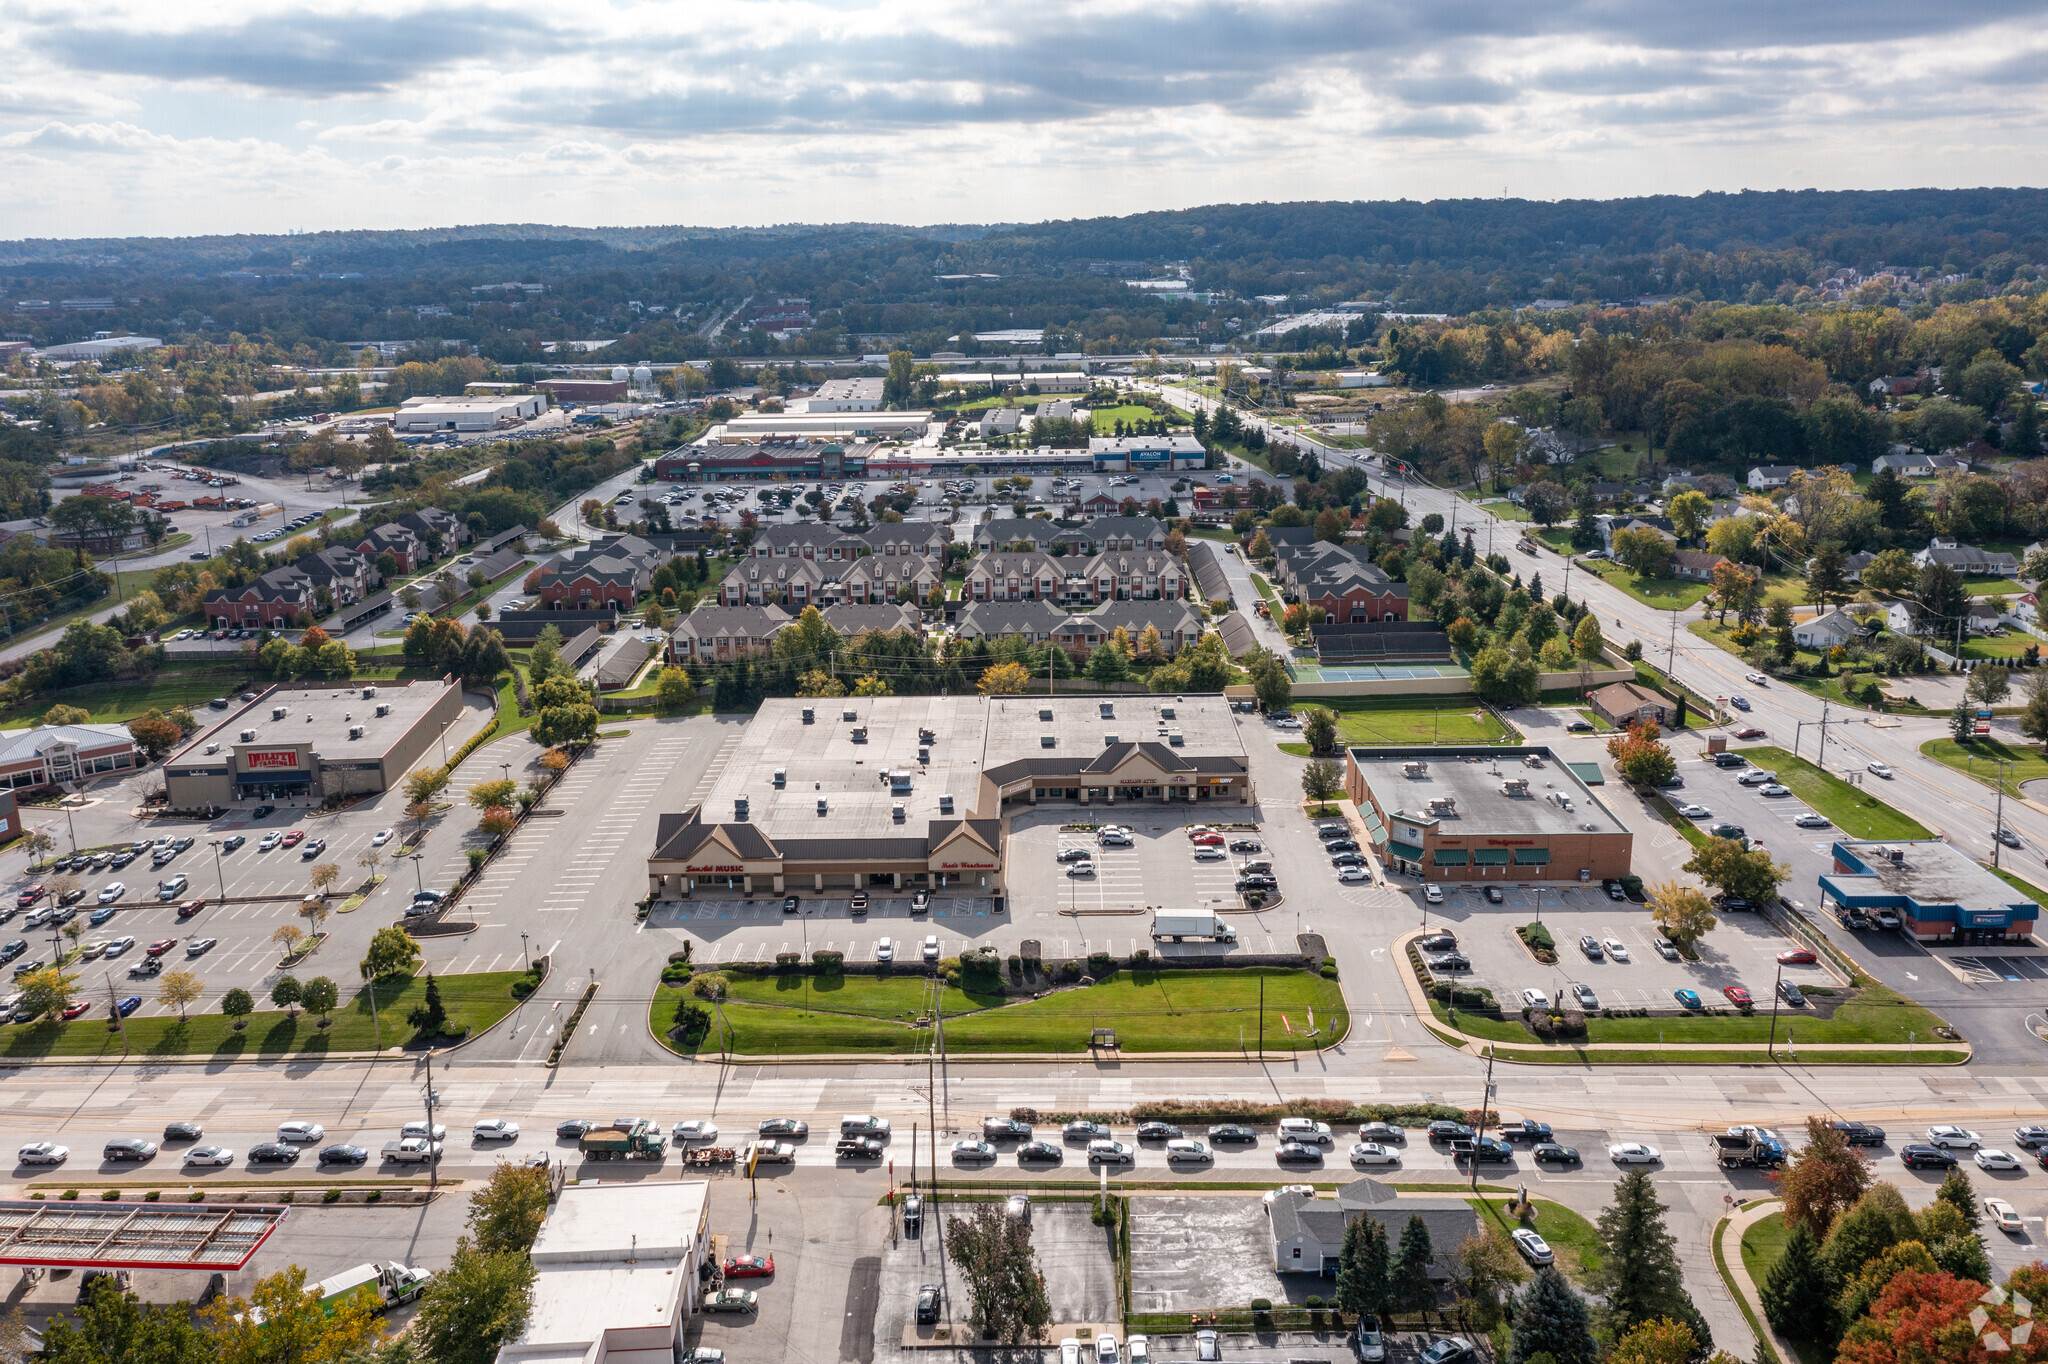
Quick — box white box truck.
[1150,912,1237,942]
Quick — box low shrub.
[1518,922,1555,951]
[658,962,694,986]
[1251,1298,1273,1312]
[1086,952,1116,976]
[1054,961,1083,983]
[60,1189,78,1201]
[144,1190,161,1202]
[812,950,844,974]
[773,952,801,970]
[323,1189,341,1204]
[101,1190,120,1201]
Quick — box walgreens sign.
[244,750,300,771]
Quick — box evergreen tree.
[1934,1165,1980,1232]
[1335,1213,1392,1319]
[1587,1170,1691,1337]
[1393,1215,1436,1316]
[1508,1267,1599,1364]
[1759,1222,1835,1344]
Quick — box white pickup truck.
[380,1138,442,1164]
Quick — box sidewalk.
[1718,1200,1797,1364]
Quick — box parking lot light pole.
[209,840,226,901]
[410,853,424,893]
[1767,960,1785,1057]
[520,931,531,971]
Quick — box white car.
[1986,1198,2025,1232]
[1794,813,1832,829]
[276,1122,325,1143]
[1129,1337,1151,1364]
[258,832,282,851]
[876,937,894,962]
[1338,866,1368,883]
[474,1119,519,1141]
[1608,1143,1662,1164]
[16,1142,67,1165]
[372,829,393,846]
[1511,1228,1554,1266]
[923,934,940,962]
[1424,885,1443,904]
[1261,1184,1317,1206]
[97,882,128,905]
[1165,1140,1212,1163]
[183,1146,235,1166]
[1868,761,1894,779]
[1278,1118,1333,1144]
[672,1121,718,1143]
[1743,672,1767,685]
[1097,1335,1120,1364]
[1679,804,1711,819]
[1348,1142,1401,1165]
[102,935,136,958]
[1976,1149,2021,1171]
[1522,988,1550,1009]
[1602,938,1630,961]
[1926,1126,1983,1149]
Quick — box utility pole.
[1470,1045,1497,1192]
[1767,960,1785,1058]
[105,971,130,1049]
[423,1049,439,1192]
[1993,759,2013,867]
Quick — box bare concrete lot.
[874,1199,1117,1348]
[1129,1195,1289,1313]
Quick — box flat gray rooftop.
[1833,839,2032,907]
[1352,746,1627,836]
[171,680,455,771]
[982,693,1246,768]
[702,696,995,839]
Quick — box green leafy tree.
[1245,647,1293,712]
[1933,1165,1979,1233]
[1607,722,1676,788]
[467,1162,553,1256]
[301,976,339,1021]
[220,987,255,1026]
[1822,1183,1918,1282]
[1334,1212,1393,1318]
[943,1202,1054,1343]
[1302,758,1343,805]
[202,1264,381,1364]
[270,974,303,1015]
[1759,1222,1835,1345]
[1572,613,1604,660]
[409,1240,536,1364]
[1681,839,1790,907]
[1507,1266,1598,1364]
[1779,1116,1872,1236]
[1454,1231,1529,1333]
[41,1274,218,1364]
[655,667,695,708]
[1967,665,2012,707]
[15,965,78,1021]
[1612,527,1673,578]
[1302,706,1338,755]
[1805,542,1849,608]
[1085,642,1131,683]
[360,925,423,982]
[1587,1170,1693,1338]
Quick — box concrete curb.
[1716,1200,1799,1364]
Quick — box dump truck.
[579,1118,668,1161]
[380,1138,442,1164]
[307,1263,432,1316]
[1150,912,1237,943]
[1709,1132,1785,1168]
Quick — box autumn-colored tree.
[479,806,515,837]
[1608,1319,1699,1364]
[1779,1115,1872,1236]
[1645,880,1717,953]
[978,662,1032,694]
[1607,721,1676,788]
[1834,1269,2014,1364]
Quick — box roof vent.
[817,797,829,815]
[940,794,954,814]
[239,729,256,742]
[917,748,930,764]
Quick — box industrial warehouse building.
[1820,840,2040,945]
[162,681,464,808]
[1345,746,1634,884]
[646,694,1252,898]
[393,393,547,432]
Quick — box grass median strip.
[653,967,1346,1055]
[1425,980,1950,1051]
[0,970,528,1059]
[1740,746,1931,839]
[1921,736,2048,797]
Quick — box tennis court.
[1289,662,1470,683]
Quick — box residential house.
[972,518,1060,553]
[1088,600,1206,656]
[951,599,1070,645]
[1586,681,1671,729]
[1598,516,1678,552]
[669,603,791,662]
[293,546,375,603]
[397,506,470,553]
[1792,609,1868,650]
[1078,548,1186,602]
[355,523,425,573]
[719,556,831,609]
[1268,1178,1477,1279]
[1914,538,2018,577]
[1273,543,1410,623]
[750,524,870,562]
[860,523,951,560]
[963,552,1081,605]
[1670,550,1729,582]
[1063,516,1170,555]
[1886,599,2003,638]
[1080,492,1122,517]
[839,553,941,606]
[1747,466,1798,491]
[1590,482,1628,504]
[821,602,923,638]
[1872,451,1936,476]
[203,566,318,628]
[534,535,665,610]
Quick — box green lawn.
[1427,980,1947,1048]
[1250,573,1278,603]
[1474,1197,1601,1283]
[1921,736,2048,796]
[1741,746,1932,839]
[1687,621,1896,711]
[1738,1213,1831,1364]
[0,970,530,1059]
[1570,557,1712,610]
[1309,697,1513,746]
[1091,405,1166,433]
[0,673,258,727]
[654,968,1346,1056]
[1962,578,2027,598]
[1958,632,2040,660]
[1983,863,2048,906]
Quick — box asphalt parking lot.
[1006,810,1269,919]
[1415,883,1832,1013]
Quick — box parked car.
[1607,1143,1662,1164]
[1511,1228,1554,1266]
[1901,1144,1959,1169]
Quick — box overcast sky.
[6,0,2048,239]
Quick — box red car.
[280,830,305,848]
[1189,832,1225,846]
[145,938,178,957]
[723,1254,774,1278]
[1722,986,1754,1008]
[61,1000,92,1020]
[176,900,206,920]
[15,884,45,908]
[1732,726,1767,740]
[1776,949,1816,965]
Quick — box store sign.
[1485,838,1536,847]
[940,861,995,870]
[244,750,299,770]
[688,864,745,874]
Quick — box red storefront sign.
[244,750,300,770]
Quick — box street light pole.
[209,840,226,901]
[1767,960,1785,1057]
[521,931,531,971]
[410,853,424,893]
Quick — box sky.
[5,0,2048,239]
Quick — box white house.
[1792,609,1867,650]
[1914,538,2019,577]
[1872,451,1935,476]
[1886,599,2003,638]
[1747,466,1798,491]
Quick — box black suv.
[1427,1120,1475,1142]
[1831,1121,1884,1146]
[1900,1144,1957,1170]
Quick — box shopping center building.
[1820,839,2039,945]
[646,693,1252,898]
[1344,745,1634,884]
[161,680,464,808]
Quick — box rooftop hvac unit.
[1104,734,1118,746]
[1888,847,1905,864]
[817,797,829,815]
[851,727,868,744]
[271,706,288,720]
[1099,702,1115,718]
[1160,705,1175,719]
[802,708,815,724]
[1040,735,1056,748]
[735,798,750,821]
[1500,778,1530,795]
[239,729,256,742]
[918,728,936,745]
[842,709,857,721]
[375,704,390,718]
[361,686,377,700]
[1168,731,1184,746]
[940,795,954,814]
[892,804,905,823]
[1039,708,1053,721]
[773,769,786,788]
[204,743,218,755]
[348,726,364,740]
[917,747,930,764]
[1402,761,1429,777]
